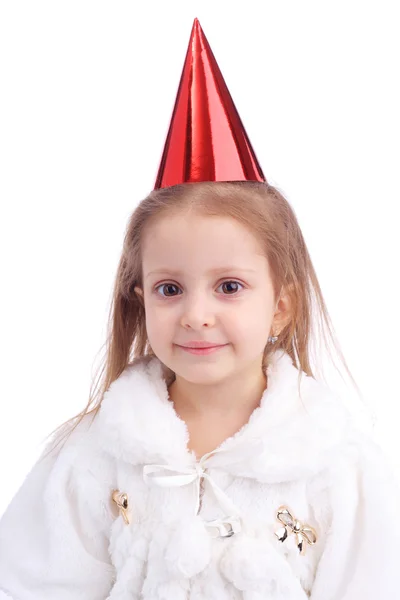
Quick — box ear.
[134,286,145,306]
[272,285,292,334]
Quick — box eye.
[155,283,182,297]
[217,281,244,295]
[154,280,244,298]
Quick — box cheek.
[232,317,268,340]
[229,303,272,342]
[145,306,174,339]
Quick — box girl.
[1,18,399,600]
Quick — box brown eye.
[155,280,244,298]
[156,283,181,297]
[219,281,243,294]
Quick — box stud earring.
[268,334,279,344]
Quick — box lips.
[177,344,227,355]
[178,342,225,349]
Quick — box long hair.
[41,180,359,457]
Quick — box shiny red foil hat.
[154,18,266,190]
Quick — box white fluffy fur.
[1,350,399,599]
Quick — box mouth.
[177,341,227,349]
[176,343,228,355]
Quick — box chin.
[171,360,234,384]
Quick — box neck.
[167,357,268,420]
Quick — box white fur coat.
[1,350,399,599]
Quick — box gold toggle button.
[112,490,131,525]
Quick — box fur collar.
[94,350,353,483]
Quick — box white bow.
[143,448,245,537]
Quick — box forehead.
[142,213,267,276]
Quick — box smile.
[176,344,228,355]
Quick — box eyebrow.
[146,267,257,279]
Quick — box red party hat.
[154,18,266,189]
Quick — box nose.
[180,290,216,329]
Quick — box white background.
[1,0,399,517]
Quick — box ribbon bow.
[274,506,317,555]
[143,450,242,538]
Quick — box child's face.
[138,212,283,385]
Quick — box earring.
[268,334,278,344]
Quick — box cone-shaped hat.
[154,18,266,189]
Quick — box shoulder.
[276,364,395,489]
[308,413,400,510]
[343,427,399,491]
[46,354,165,465]
[35,410,116,503]
[42,410,103,465]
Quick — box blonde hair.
[42,180,359,457]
